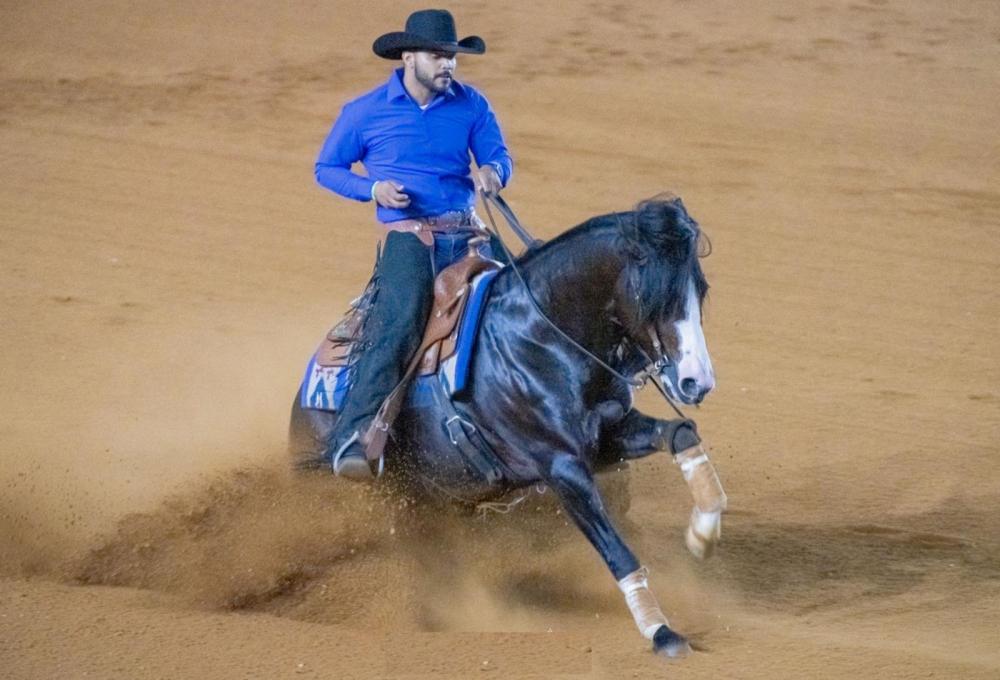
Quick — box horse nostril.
[680,378,698,396]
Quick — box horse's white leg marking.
[674,444,727,560]
[673,281,715,394]
[617,567,669,639]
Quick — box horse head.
[615,196,715,405]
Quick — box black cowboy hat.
[372,9,485,60]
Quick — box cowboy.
[315,9,513,480]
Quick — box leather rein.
[478,191,686,418]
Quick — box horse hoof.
[685,508,721,560]
[685,526,716,560]
[652,625,692,659]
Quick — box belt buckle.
[425,210,473,231]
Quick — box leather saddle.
[314,245,500,378]
[304,243,502,461]
[360,245,502,461]
[301,244,505,478]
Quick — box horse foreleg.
[596,409,701,464]
[674,442,728,560]
[545,454,692,658]
[598,410,727,560]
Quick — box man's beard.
[415,63,452,94]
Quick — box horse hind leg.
[544,453,691,658]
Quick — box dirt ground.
[2,1,998,678]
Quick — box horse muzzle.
[660,363,715,405]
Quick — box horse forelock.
[618,195,710,333]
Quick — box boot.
[327,231,434,480]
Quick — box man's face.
[406,50,457,94]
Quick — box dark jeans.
[431,231,503,273]
[327,229,500,454]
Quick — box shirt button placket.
[420,105,447,206]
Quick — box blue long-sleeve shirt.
[315,68,513,223]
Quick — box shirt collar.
[386,67,457,106]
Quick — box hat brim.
[372,33,485,60]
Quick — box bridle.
[479,191,687,417]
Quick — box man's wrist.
[488,163,504,186]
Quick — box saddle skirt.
[300,253,501,413]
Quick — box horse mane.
[511,193,709,334]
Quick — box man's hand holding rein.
[476,164,503,195]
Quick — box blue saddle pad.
[299,268,500,412]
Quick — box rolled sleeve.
[315,104,376,202]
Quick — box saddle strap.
[429,380,505,485]
[362,322,443,461]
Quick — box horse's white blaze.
[673,280,715,395]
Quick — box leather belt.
[382,209,488,246]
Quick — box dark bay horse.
[289,196,723,658]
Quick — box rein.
[479,191,686,418]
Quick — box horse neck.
[516,227,627,352]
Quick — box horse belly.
[395,378,505,499]
[394,406,498,492]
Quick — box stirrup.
[331,431,385,481]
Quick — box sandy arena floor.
[1,1,998,678]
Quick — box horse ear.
[696,231,712,258]
[633,196,694,249]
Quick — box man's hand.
[475,165,502,195]
[372,180,410,209]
